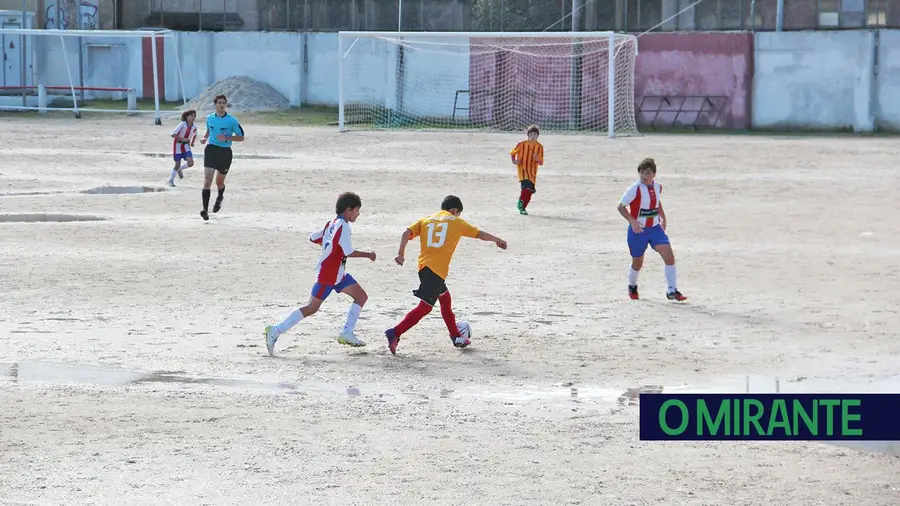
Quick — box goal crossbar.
[337,31,638,137]
[0,28,173,37]
[0,28,183,124]
[339,30,622,38]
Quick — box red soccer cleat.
[628,285,639,300]
[666,290,687,302]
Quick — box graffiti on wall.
[44,0,99,30]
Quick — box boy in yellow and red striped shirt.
[509,124,544,215]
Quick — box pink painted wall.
[467,36,583,129]
[468,36,639,130]
[467,33,752,131]
[633,32,753,130]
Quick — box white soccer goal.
[0,28,186,124]
[337,31,639,137]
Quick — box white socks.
[169,169,178,182]
[274,303,362,337]
[275,309,304,335]
[664,265,677,293]
[628,265,677,292]
[628,266,640,286]
[342,303,362,334]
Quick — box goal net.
[338,31,639,137]
[0,28,185,124]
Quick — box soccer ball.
[457,321,471,340]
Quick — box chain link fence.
[128,0,899,32]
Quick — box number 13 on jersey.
[426,222,447,248]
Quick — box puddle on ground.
[0,213,107,222]
[616,385,664,406]
[81,186,166,195]
[3,361,900,457]
[139,152,290,160]
[0,190,68,197]
[0,360,627,413]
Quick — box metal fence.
[132,0,898,32]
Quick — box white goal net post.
[337,31,640,137]
[0,28,186,124]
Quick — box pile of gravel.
[184,76,290,114]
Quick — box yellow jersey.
[510,140,544,183]
[408,210,480,280]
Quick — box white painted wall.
[307,33,398,108]
[20,29,900,131]
[165,31,304,105]
[396,35,470,119]
[753,31,875,132]
[163,32,470,119]
[874,30,900,131]
[32,34,140,101]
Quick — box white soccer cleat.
[336,330,366,347]
[264,325,279,356]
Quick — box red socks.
[393,292,460,338]
[519,189,532,208]
[394,300,432,337]
[439,292,460,337]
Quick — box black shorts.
[520,179,536,193]
[204,144,233,175]
[413,267,448,306]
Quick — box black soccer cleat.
[628,285,639,300]
[200,210,209,221]
[213,197,223,213]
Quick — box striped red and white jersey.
[309,216,355,285]
[620,180,663,228]
[171,121,198,155]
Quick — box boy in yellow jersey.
[385,195,507,354]
[510,124,544,215]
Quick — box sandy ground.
[1,116,899,505]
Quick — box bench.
[638,95,729,131]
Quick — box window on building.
[625,0,663,32]
[818,0,868,28]
[866,0,886,26]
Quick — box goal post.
[337,31,639,137]
[0,28,186,124]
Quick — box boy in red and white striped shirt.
[617,157,687,302]
[168,109,198,187]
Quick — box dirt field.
[1,116,899,505]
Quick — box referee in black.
[198,94,245,221]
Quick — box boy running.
[510,124,544,215]
[385,195,507,354]
[617,157,687,302]
[264,192,377,355]
[168,109,197,187]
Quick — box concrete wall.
[166,31,304,105]
[753,31,875,132]
[164,32,469,117]
[634,32,753,130]
[874,30,900,131]
[31,34,140,100]
[19,28,900,132]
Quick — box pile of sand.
[184,76,290,114]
